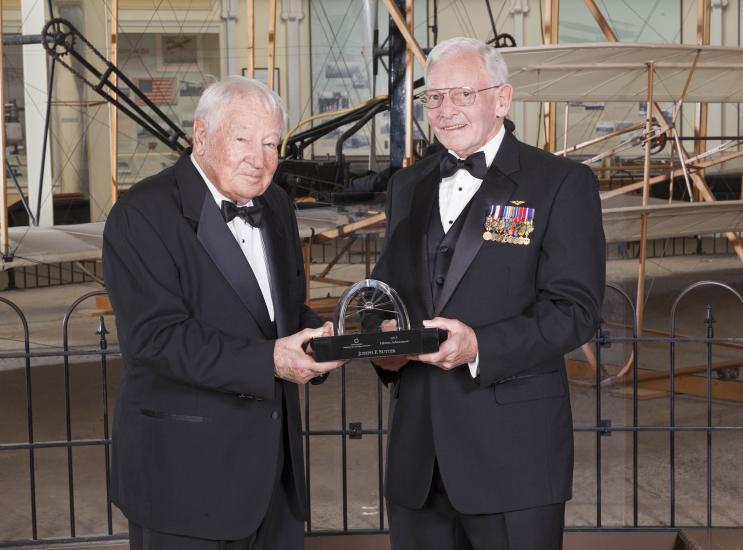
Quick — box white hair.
[194,76,288,133]
[426,37,509,86]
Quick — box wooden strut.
[596,322,743,387]
[607,79,743,382]
[302,213,386,299]
[569,0,743,383]
[303,234,312,305]
[695,0,711,163]
[555,123,645,157]
[314,212,386,242]
[542,0,559,152]
[246,0,255,78]
[267,0,276,90]
[314,234,358,281]
[598,147,743,200]
[609,322,743,349]
[583,0,619,42]
[403,0,414,167]
[634,62,654,363]
[380,0,427,68]
[609,360,743,386]
[110,0,119,208]
[0,0,8,258]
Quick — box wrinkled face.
[425,51,512,158]
[193,96,282,204]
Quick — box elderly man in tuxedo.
[103,77,342,550]
[371,37,605,549]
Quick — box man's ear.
[495,84,514,118]
[193,118,207,155]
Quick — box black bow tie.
[221,200,263,227]
[439,151,488,180]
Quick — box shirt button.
[271,411,280,420]
[435,276,445,285]
[448,220,453,225]
[458,187,463,191]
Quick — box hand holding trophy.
[312,279,447,362]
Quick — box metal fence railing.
[1,281,743,546]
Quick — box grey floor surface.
[2,257,743,544]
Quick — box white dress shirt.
[437,125,506,376]
[439,125,505,233]
[191,155,275,322]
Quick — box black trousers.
[388,463,565,550]
[127,472,302,550]
[128,398,303,550]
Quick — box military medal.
[483,204,535,245]
[482,204,501,241]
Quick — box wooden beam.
[634,63,655,373]
[673,50,701,126]
[403,0,414,167]
[653,96,743,264]
[316,235,358,279]
[598,147,743,200]
[637,375,743,403]
[303,235,312,304]
[109,0,119,208]
[633,359,743,384]
[694,0,711,188]
[0,0,8,257]
[542,0,559,152]
[246,0,255,78]
[604,322,743,353]
[568,360,743,404]
[381,0,427,68]
[267,0,276,90]
[583,0,619,42]
[314,213,386,242]
[311,276,357,287]
[555,123,644,157]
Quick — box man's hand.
[274,323,343,384]
[370,319,410,372]
[413,317,477,371]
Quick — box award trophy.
[311,279,446,362]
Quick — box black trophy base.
[311,328,446,362]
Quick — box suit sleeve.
[476,164,606,387]
[103,203,277,400]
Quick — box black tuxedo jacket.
[372,131,605,514]
[103,153,318,540]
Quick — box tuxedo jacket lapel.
[434,132,521,315]
[407,162,440,318]
[174,152,274,338]
[196,196,275,338]
[255,191,290,337]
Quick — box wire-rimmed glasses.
[417,85,503,109]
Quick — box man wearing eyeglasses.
[370,37,605,549]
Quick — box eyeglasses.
[417,85,503,109]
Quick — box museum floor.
[2,255,743,549]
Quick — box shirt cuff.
[467,353,479,378]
